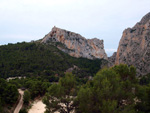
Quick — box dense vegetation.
[1,64,150,113]
[0,42,104,79]
[43,73,77,113]
[0,78,19,113]
[0,42,150,113]
[43,64,150,113]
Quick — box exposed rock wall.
[108,52,116,67]
[41,26,107,60]
[115,12,150,75]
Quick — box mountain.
[108,52,116,67]
[115,12,150,76]
[41,26,107,60]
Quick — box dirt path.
[14,89,24,113]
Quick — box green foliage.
[112,64,136,82]
[43,73,76,113]
[76,64,137,113]
[0,42,104,79]
[0,78,19,110]
[19,108,27,113]
[23,90,31,104]
[8,76,51,100]
[5,84,19,104]
[2,41,150,113]
[0,97,2,112]
[75,87,93,113]
[24,78,51,99]
[59,73,76,95]
[140,73,150,85]
[135,84,150,112]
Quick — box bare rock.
[108,52,117,67]
[115,12,150,76]
[41,26,107,60]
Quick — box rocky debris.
[115,12,150,76]
[65,65,79,73]
[41,26,107,60]
[108,52,117,67]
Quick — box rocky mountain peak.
[140,12,150,24]
[115,13,150,76]
[41,27,107,60]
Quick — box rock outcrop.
[41,26,107,60]
[108,52,117,67]
[115,12,150,75]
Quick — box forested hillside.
[0,42,105,79]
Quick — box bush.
[19,108,27,113]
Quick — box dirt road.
[14,89,24,113]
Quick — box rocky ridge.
[41,26,107,60]
[115,12,150,75]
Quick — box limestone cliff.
[41,26,107,60]
[115,12,150,75]
[108,52,117,67]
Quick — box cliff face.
[41,27,107,60]
[108,52,117,67]
[115,12,150,75]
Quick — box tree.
[19,108,27,113]
[0,97,2,112]
[43,73,76,113]
[76,68,121,113]
[76,65,137,113]
[5,84,19,104]
[23,90,31,104]
[135,84,150,112]
[0,78,19,111]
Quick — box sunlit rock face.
[41,26,107,60]
[115,12,150,75]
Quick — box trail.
[14,89,24,113]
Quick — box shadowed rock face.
[41,26,107,60]
[108,52,117,67]
[115,12,150,76]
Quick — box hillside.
[0,42,106,79]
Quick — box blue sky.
[0,0,150,56]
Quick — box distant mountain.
[114,12,150,76]
[41,26,107,60]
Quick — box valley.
[0,12,150,113]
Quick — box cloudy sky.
[0,0,150,56]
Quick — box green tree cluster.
[76,64,137,113]
[0,78,19,112]
[0,42,104,79]
[23,90,31,105]
[43,73,76,113]
[8,76,51,100]
[43,64,150,113]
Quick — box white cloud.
[105,48,117,57]
[105,49,117,52]
[0,34,38,45]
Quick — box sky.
[0,0,150,56]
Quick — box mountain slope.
[0,42,105,79]
[115,12,150,75]
[41,26,107,60]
